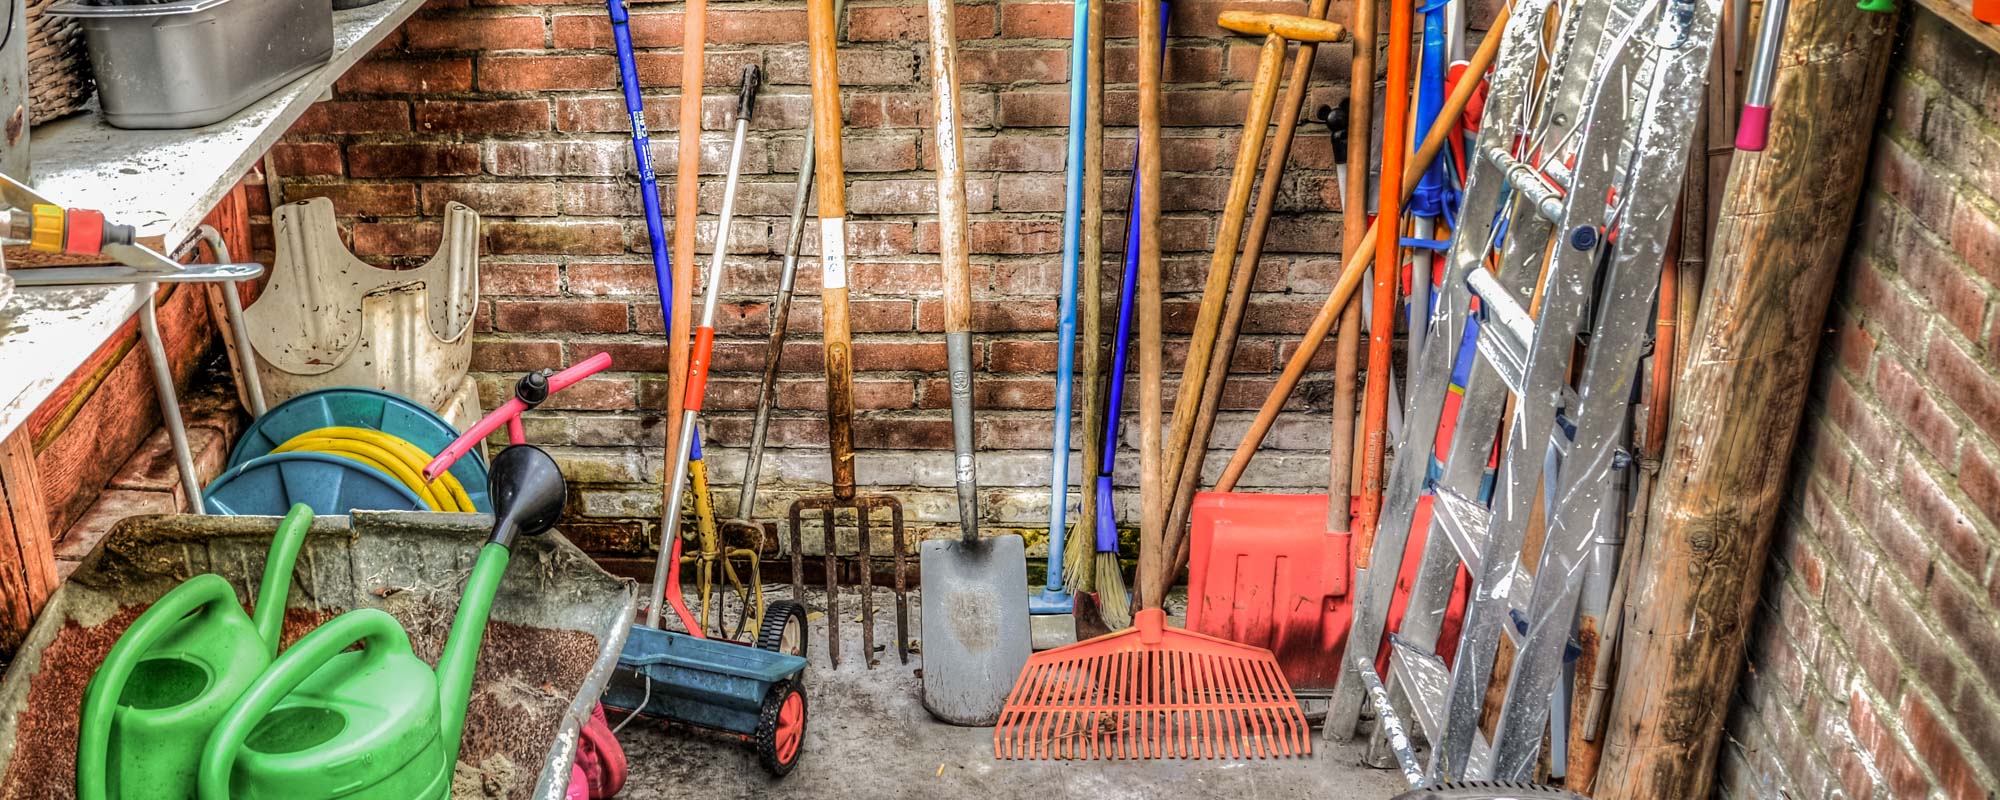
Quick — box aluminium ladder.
[1323,0,1721,783]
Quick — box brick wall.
[265,0,1382,563]
[1719,9,2000,799]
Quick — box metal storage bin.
[48,0,333,129]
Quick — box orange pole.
[1357,0,1413,542]
[666,0,706,461]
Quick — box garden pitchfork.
[789,0,907,669]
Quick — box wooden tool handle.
[807,0,857,498]
[1217,10,1346,42]
[1214,3,1509,494]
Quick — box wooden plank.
[1914,0,2000,55]
[1591,1,1899,797]
[29,281,211,536]
[0,430,56,652]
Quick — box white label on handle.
[820,218,848,289]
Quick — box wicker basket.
[25,0,92,124]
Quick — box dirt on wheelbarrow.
[1,605,600,800]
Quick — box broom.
[1061,0,1135,629]
[1060,0,1106,608]
[993,0,1306,756]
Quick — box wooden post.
[1592,1,1898,797]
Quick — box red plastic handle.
[682,327,716,413]
[423,353,613,481]
[1735,104,1771,151]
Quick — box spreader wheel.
[756,599,809,661]
[753,679,807,777]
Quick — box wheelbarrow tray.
[603,625,807,737]
[0,510,635,800]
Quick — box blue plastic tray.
[231,387,489,512]
[603,625,807,736]
[204,452,427,516]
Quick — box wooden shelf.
[1913,0,2000,55]
[0,0,425,443]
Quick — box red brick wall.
[1719,10,2000,799]
[265,0,1371,560]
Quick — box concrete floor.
[613,586,1414,799]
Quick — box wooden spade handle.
[1217,10,1346,42]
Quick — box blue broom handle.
[1044,0,1091,595]
[1094,0,1167,552]
[609,0,673,332]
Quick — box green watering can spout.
[434,444,568,767]
[77,503,316,800]
[199,445,567,799]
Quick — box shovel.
[918,0,1030,726]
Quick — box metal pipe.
[1735,0,1788,151]
[648,66,761,631]
[136,284,205,514]
[194,225,267,417]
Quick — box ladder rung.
[1466,268,1534,395]
[1432,486,1491,574]
[1388,634,1450,741]
[1485,146,1566,223]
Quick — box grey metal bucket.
[0,510,635,800]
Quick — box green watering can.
[195,443,568,799]
[76,503,316,800]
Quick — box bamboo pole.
[1593,1,1897,796]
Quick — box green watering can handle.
[76,574,242,800]
[197,608,415,800]
[253,505,316,657]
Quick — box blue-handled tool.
[608,0,673,335]
[1032,0,1092,615]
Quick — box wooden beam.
[0,430,57,653]
[1591,1,1899,797]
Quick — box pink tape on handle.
[422,352,615,481]
[1736,104,1772,151]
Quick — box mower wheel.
[753,679,807,777]
[757,600,809,662]
[1392,781,1589,800]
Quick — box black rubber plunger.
[486,445,567,548]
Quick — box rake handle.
[1133,0,1166,611]
[1154,0,1337,601]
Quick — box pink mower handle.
[423,352,614,482]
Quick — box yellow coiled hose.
[272,427,476,512]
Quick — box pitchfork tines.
[788,493,908,669]
[994,608,1310,760]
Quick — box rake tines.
[993,609,1310,760]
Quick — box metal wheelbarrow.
[0,511,634,800]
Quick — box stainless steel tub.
[49,0,333,129]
